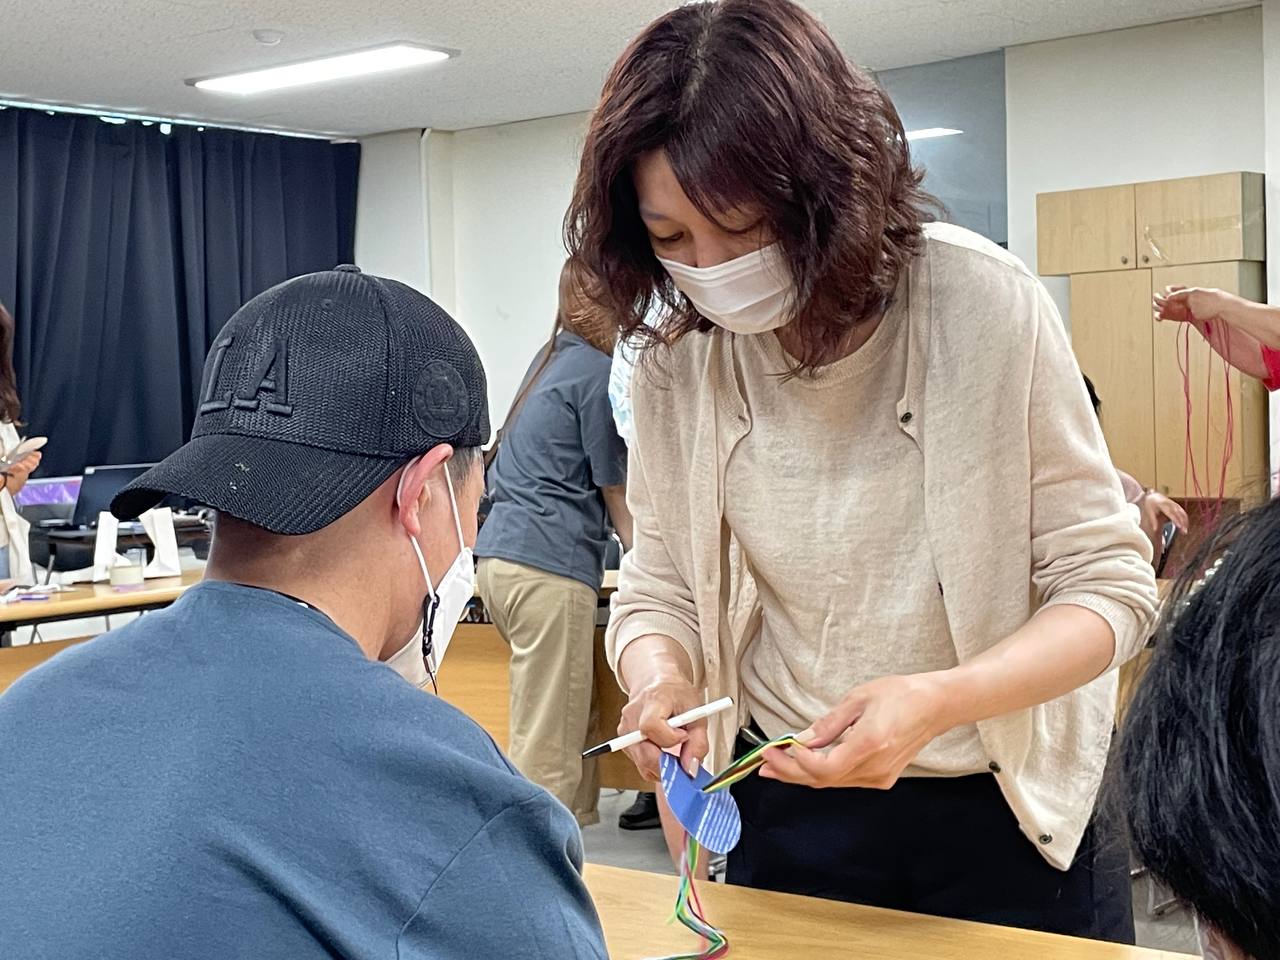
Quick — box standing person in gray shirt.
[0,267,607,960]
[476,259,631,828]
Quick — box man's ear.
[397,445,454,538]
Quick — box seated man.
[1119,496,1280,960]
[0,267,607,959]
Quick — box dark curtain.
[0,107,359,477]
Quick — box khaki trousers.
[476,557,601,826]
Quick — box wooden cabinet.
[1038,172,1269,508]
[1038,185,1135,276]
[1039,173,1265,276]
[1069,270,1156,484]
[1135,172,1264,269]
[1149,261,1269,499]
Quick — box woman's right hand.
[619,672,707,781]
[616,636,707,781]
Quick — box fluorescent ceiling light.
[905,127,963,142]
[192,43,451,95]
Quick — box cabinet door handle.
[1142,255,1150,264]
[1120,256,1129,265]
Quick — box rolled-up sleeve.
[1026,287,1159,670]
[1263,345,1280,392]
[603,380,704,689]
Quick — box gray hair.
[446,445,483,488]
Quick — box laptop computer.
[69,464,156,529]
[14,476,82,526]
[30,464,207,535]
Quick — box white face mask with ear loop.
[657,243,795,335]
[386,458,475,689]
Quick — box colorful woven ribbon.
[649,732,802,959]
[701,733,802,793]
[648,836,730,960]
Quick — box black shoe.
[618,791,661,830]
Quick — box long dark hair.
[1118,497,1280,959]
[565,0,936,373]
[0,302,22,424]
[486,261,614,464]
[1082,373,1102,417]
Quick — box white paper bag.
[89,511,128,582]
[141,507,181,578]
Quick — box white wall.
[1006,8,1265,327]
[423,129,457,316]
[356,115,588,421]
[879,51,1007,244]
[446,113,589,418]
[353,130,430,293]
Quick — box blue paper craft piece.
[658,752,742,855]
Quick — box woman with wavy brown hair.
[568,0,1157,941]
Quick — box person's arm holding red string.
[1154,286,1280,390]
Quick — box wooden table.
[0,569,205,630]
[585,865,1187,960]
[0,567,618,632]
[593,568,619,596]
[0,566,614,629]
[0,637,90,694]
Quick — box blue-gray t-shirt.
[476,332,627,589]
[0,581,607,960]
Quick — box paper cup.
[109,563,145,587]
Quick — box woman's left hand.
[1137,490,1188,544]
[760,672,955,789]
[1154,286,1272,380]
[3,451,41,496]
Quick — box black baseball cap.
[112,266,489,535]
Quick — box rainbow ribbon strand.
[700,733,801,794]
[649,732,802,959]
[648,836,730,960]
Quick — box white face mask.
[657,243,794,335]
[387,461,474,690]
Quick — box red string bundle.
[1179,319,1235,534]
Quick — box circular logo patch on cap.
[414,360,470,438]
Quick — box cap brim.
[111,434,405,535]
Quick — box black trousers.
[726,739,1134,943]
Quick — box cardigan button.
[1038,834,1053,845]
[988,761,1001,774]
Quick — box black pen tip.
[581,743,610,760]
